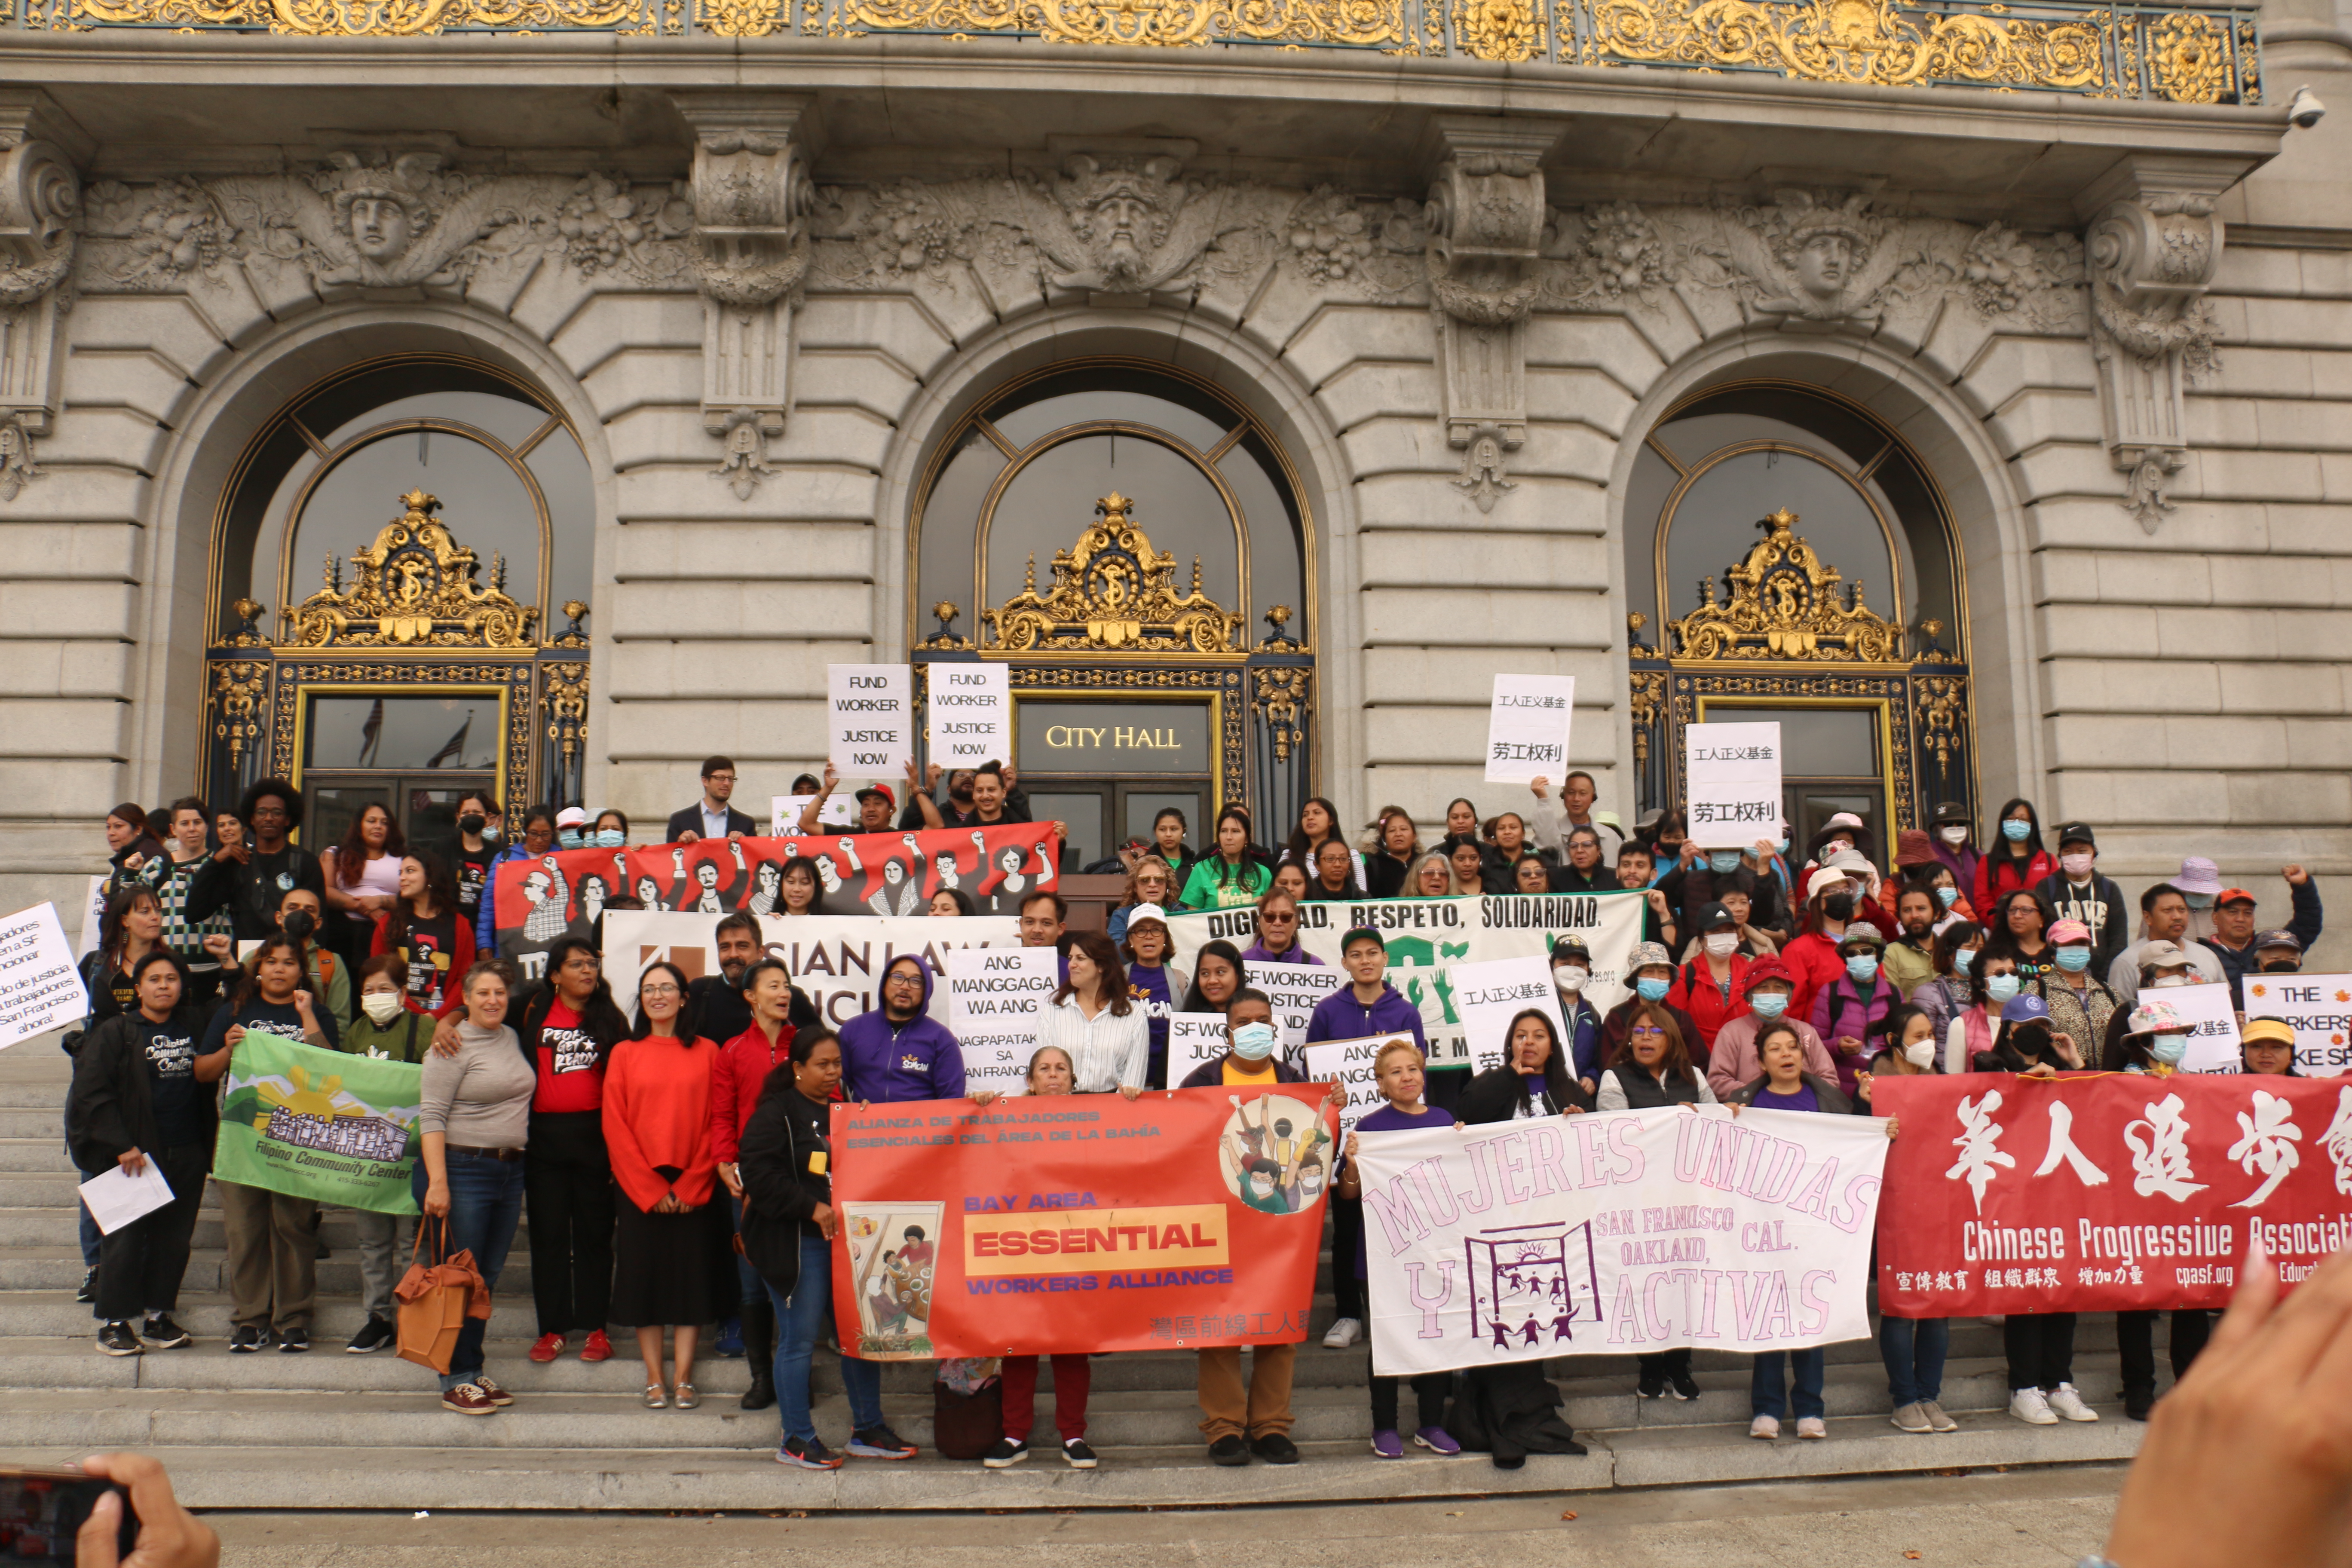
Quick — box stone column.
[0,95,83,503]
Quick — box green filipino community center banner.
[214,1034,423,1215]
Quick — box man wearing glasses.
[838,953,967,1102]
[667,755,756,844]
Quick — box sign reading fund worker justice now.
[829,1086,1337,1359]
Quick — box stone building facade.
[0,8,2342,932]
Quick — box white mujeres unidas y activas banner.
[1165,894,1645,1068]
[599,910,1020,1030]
[1354,1106,1890,1377]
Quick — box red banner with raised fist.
[828,1086,1338,1360]
[1874,1072,2352,1317]
[489,821,1058,962]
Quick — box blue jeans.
[1879,1316,1949,1407]
[73,1158,103,1271]
[768,1232,882,1445]
[411,1149,526,1393]
[1751,1348,1825,1421]
[731,1195,761,1307]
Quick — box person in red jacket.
[1666,901,1752,1060]
[1779,867,1871,1025]
[1973,798,2057,915]
[711,956,797,1414]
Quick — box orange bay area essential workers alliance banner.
[1166,893,1646,1067]
[1355,1106,1890,1377]
[828,1086,1340,1360]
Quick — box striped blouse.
[1033,994,1150,1093]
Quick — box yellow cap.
[2242,1018,2297,1048]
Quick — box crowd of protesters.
[61,758,2328,1472]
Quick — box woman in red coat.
[1972,799,2057,916]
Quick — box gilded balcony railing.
[18,0,2259,106]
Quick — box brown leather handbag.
[393,1217,487,1374]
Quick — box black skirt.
[609,1191,736,1328]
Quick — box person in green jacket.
[1177,806,1273,911]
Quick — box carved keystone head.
[318,152,446,266]
[1056,154,1187,292]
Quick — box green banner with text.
[213,1035,423,1215]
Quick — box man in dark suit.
[666,755,757,843]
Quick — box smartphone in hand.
[0,1465,139,1565]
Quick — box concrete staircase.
[0,1036,2147,1509]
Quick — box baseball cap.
[2000,993,2052,1025]
[2217,887,2258,908]
[2049,919,2092,945]
[2053,822,2097,849]
[855,784,897,808]
[1931,801,1972,827]
[555,806,588,830]
[1126,903,1170,931]
[1550,935,1591,964]
[2138,939,2192,969]
[1743,957,1795,994]
[1696,901,1735,930]
[2255,928,2306,954]
[1838,925,1885,949]
[1627,941,1674,971]
[2128,998,2192,1035]
[2174,856,2224,897]
[2242,1018,2297,1048]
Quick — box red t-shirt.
[533,999,604,1113]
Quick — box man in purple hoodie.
[838,954,966,1102]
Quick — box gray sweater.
[420,1022,533,1148]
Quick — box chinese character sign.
[2168,983,2244,1074]
[1483,674,1575,784]
[2242,973,2352,1076]
[1683,722,1783,849]
[1874,1073,2352,1316]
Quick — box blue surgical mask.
[596,830,625,848]
[2183,891,2216,910]
[1985,974,2021,1004]
[2147,1033,2189,1066]
[1773,837,1789,855]
[2001,819,2031,842]
[1749,992,1790,1020]
[1936,886,1960,909]
[557,828,583,849]
[1636,977,1671,1002]
[1845,956,1880,983]
[2054,947,2090,973]
[1708,851,1743,874]
[1953,947,1976,972]
[1231,1022,1278,1062]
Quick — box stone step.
[0,1138,74,1173]
[0,1246,540,1297]
[0,1206,400,1250]
[0,1106,64,1139]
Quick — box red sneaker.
[528,1333,565,1363]
[580,1329,613,1363]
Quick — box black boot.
[740,1297,776,1411]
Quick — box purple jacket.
[1240,941,1326,966]
[837,955,967,1103]
[1304,983,1427,1057]
[1933,841,1981,898]
[1805,972,1899,1096]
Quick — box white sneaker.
[1322,1317,1363,1349]
[1749,1414,1779,1440]
[2009,1388,2058,1425]
[1795,1416,1827,1439]
[2046,1383,2099,1422]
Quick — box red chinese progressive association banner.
[490,822,1057,956]
[1875,1072,2352,1317]
[827,1086,1339,1359]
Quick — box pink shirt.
[1704,1012,1839,1100]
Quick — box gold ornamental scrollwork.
[542,661,590,769]
[1627,670,1666,768]
[818,0,1402,45]
[1666,507,1902,664]
[983,492,1247,658]
[2147,11,2230,102]
[284,489,539,650]
[70,0,632,31]
[210,661,269,775]
[1251,666,1311,764]
[1452,0,1541,58]
[1586,0,2105,89]
[1914,674,1967,773]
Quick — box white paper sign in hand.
[79,1161,178,1235]
[827,664,913,779]
[1167,1012,1232,1085]
[926,663,1013,770]
[945,945,1062,1093]
[1447,954,1570,1075]
[0,902,91,1051]
[1485,674,1575,784]
[1684,721,1784,849]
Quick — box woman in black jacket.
[1456,1009,1596,1123]
[66,951,216,1356]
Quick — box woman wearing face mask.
[1804,927,1898,1096]
[1972,799,2055,917]
[1703,958,1839,1099]
[1177,990,1307,1090]
[1942,949,2018,1073]
[449,792,501,955]
[1666,902,1754,1060]
[2101,942,2200,1069]
[1984,888,2058,983]
[2029,918,2118,1069]
[591,810,629,847]
[1779,869,1859,1026]
[1928,802,1980,894]
[1602,943,1703,1072]
[1593,1002,1713,1403]
[2107,1000,2219,1419]
[1552,826,1613,894]
[1544,936,1607,1094]
[1408,851,1455,899]
[1867,1006,1958,1433]
[1911,921,1983,1038]
[1361,808,1420,899]
[337,955,428,1354]
[1179,807,1274,911]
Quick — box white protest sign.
[1685,720,1784,850]
[1446,954,1568,1074]
[926,663,1012,769]
[1302,1033,1413,1141]
[0,902,90,1050]
[1245,961,1347,1065]
[1484,674,1575,784]
[772,794,857,835]
[1168,1013,1231,1085]
[1170,894,1644,1068]
[2168,982,2244,1074]
[945,946,1061,1094]
[2241,972,2352,1076]
[1359,1106,1889,1376]
[75,875,106,959]
[827,664,913,778]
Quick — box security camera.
[2289,85,2327,129]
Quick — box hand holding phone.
[73,1452,217,1568]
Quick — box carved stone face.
[347,196,413,263]
[1796,233,1852,299]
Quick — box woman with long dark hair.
[1911,920,1984,1037]
[321,802,404,966]
[1178,940,1246,1017]
[1034,931,1148,1095]
[1972,798,2055,916]
[372,849,473,1019]
[1361,808,1419,899]
[102,802,162,899]
[1281,797,1357,890]
[1595,1001,1711,1402]
[776,855,824,917]
[606,961,733,1410]
[1458,1009,1595,1122]
[1178,806,1272,910]
[1984,888,2059,984]
[83,884,166,1027]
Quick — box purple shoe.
[1414,1426,1463,1455]
[1370,1429,1405,1459]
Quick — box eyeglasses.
[1629,1025,1666,1038]
[884,973,924,989]
[641,983,681,998]
[1260,912,1296,924]
[705,773,736,785]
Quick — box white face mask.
[2151,973,2192,988]
[1553,965,1587,992]
[1901,1039,1936,1069]
[2060,853,2094,878]
[1703,932,1740,958]
[360,992,404,1026]
[1939,827,1968,845]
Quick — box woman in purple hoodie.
[836,955,966,1103]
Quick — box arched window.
[911,363,1314,864]
[1625,383,1974,845]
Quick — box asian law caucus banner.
[830,1086,1338,1359]
[494,822,1057,978]
[2241,973,2352,1076]
[1169,894,1645,1068]
[1874,1072,2352,1317]
[598,910,1019,1030]
[1357,1106,1888,1377]
[214,1034,422,1214]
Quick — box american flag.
[358,698,384,766]
[425,714,470,769]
